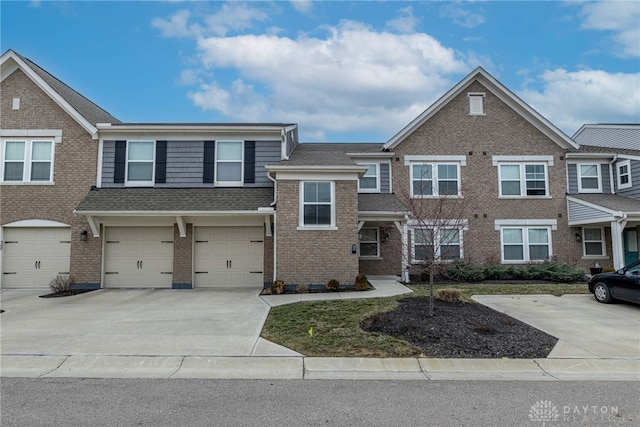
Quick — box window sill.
[577,190,602,194]
[498,196,551,199]
[0,181,55,185]
[582,255,609,260]
[501,260,546,264]
[297,226,338,231]
[359,256,382,261]
[411,195,462,199]
[358,189,380,194]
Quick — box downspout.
[608,155,618,193]
[267,170,278,282]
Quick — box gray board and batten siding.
[380,162,391,193]
[101,140,280,188]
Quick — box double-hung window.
[617,160,632,190]
[126,141,154,185]
[216,141,243,186]
[300,181,334,228]
[577,164,601,192]
[1,139,54,183]
[358,163,379,192]
[501,227,551,262]
[411,163,460,197]
[412,227,462,263]
[583,227,605,257]
[498,163,548,197]
[359,228,380,257]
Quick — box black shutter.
[244,141,255,184]
[155,141,167,184]
[203,141,215,183]
[114,140,126,183]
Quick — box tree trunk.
[429,266,434,317]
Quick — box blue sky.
[2,1,639,142]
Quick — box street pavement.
[1,277,638,380]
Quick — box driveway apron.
[0,288,275,357]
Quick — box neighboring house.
[0,49,119,289]
[566,124,640,270]
[0,50,613,290]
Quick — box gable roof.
[572,124,640,151]
[383,67,578,150]
[1,49,120,136]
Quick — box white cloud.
[386,6,419,34]
[290,0,313,15]
[189,20,469,140]
[520,69,640,135]
[578,1,640,57]
[439,3,486,28]
[152,4,269,38]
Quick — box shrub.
[354,274,368,291]
[271,280,285,295]
[49,274,74,294]
[445,261,485,282]
[436,288,461,303]
[325,279,340,291]
[296,284,309,294]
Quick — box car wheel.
[593,282,612,303]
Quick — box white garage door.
[194,227,264,287]
[104,227,173,288]
[2,227,71,289]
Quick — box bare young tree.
[401,164,478,316]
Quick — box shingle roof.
[358,194,408,213]
[13,51,120,125]
[282,143,384,166]
[569,194,640,213]
[572,124,640,152]
[568,144,640,157]
[75,188,274,212]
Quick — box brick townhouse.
[1,49,638,290]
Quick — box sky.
[2,1,639,142]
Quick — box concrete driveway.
[0,288,298,357]
[473,294,640,359]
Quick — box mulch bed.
[361,296,558,358]
[39,289,94,298]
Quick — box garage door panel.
[194,226,264,288]
[104,227,173,288]
[2,227,71,289]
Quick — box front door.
[623,228,639,266]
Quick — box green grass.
[260,283,590,357]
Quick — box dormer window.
[468,92,485,115]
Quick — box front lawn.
[260,283,589,358]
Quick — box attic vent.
[468,92,485,115]
[12,98,20,110]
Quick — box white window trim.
[499,226,553,264]
[357,162,380,193]
[617,160,632,190]
[497,162,550,198]
[582,227,606,258]
[411,226,464,264]
[215,140,244,187]
[1,138,55,184]
[577,163,602,193]
[298,181,337,230]
[125,140,155,187]
[410,162,461,198]
[359,227,380,258]
[468,92,486,116]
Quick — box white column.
[610,220,625,269]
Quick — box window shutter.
[114,140,126,183]
[203,141,215,183]
[155,141,167,184]
[244,141,255,184]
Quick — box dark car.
[588,260,640,304]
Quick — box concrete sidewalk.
[1,278,639,381]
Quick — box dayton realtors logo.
[529,400,620,425]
